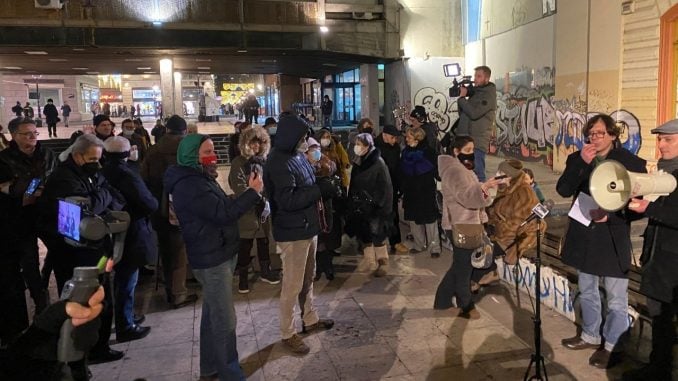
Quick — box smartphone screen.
[25,178,40,196]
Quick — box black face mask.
[457,153,475,170]
[81,162,101,177]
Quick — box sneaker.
[238,275,250,294]
[260,272,281,285]
[394,243,409,254]
[282,334,310,355]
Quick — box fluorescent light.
[319,26,329,33]
[72,48,85,51]
[2,66,22,70]
[125,58,142,62]
[237,49,248,53]
[196,58,211,62]
[152,21,162,26]
[86,71,100,75]
[137,67,152,70]
[197,66,210,70]
[72,67,89,70]
[199,72,210,74]
[24,51,48,55]
[144,71,156,74]
[48,58,68,62]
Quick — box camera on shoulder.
[449,76,475,98]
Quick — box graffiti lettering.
[413,87,458,138]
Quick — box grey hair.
[103,136,131,153]
[71,134,104,155]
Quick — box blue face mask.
[310,149,322,162]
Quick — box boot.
[238,267,250,294]
[259,260,280,284]
[321,251,335,280]
[314,252,324,281]
[357,246,377,272]
[373,245,389,277]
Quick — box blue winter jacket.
[164,165,260,269]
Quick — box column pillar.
[159,58,175,116]
[0,73,6,129]
[173,71,183,118]
[360,64,379,130]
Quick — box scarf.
[658,157,678,174]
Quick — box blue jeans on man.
[578,271,629,351]
[192,257,245,381]
[473,148,486,182]
[114,264,139,332]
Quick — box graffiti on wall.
[413,87,458,138]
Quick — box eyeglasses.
[588,131,608,139]
[16,131,40,137]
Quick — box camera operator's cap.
[382,124,402,137]
[166,115,187,132]
[651,119,678,134]
[93,114,113,127]
[410,105,427,119]
[497,159,524,179]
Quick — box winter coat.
[141,133,183,206]
[374,134,401,200]
[421,122,441,153]
[228,127,271,239]
[486,171,545,265]
[42,104,59,124]
[315,130,350,188]
[347,147,393,243]
[60,104,71,117]
[263,117,322,242]
[101,158,158,267]
[399,141,438,224]
[164,165,260,269]
[438,155,489,230]
[0,141,57,243]
[456,82,497,153]
[11,103,23,117]
[638,170,678,303]
[556,148,646,277]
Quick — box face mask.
[457,152,475,170]
[122,129,134,137]
[353,145,366,157]
[81,162,101,177]
[200,154,219,178]
[296,141,309,153]
[310,149,322,162]
[320,138,331,147]
[128,149,139,162]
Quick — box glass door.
[334,85,355,125]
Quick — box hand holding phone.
[25,178,41,196]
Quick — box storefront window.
[81,86,100,114]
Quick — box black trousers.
[434,238,474,311]
[0,260,28,346]
[237,237,270,270]
[647,291,678,376]
[47,123,57,136]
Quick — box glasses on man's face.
[588,131,607,139]
[16,131,39,137]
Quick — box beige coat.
[438,155,491,230]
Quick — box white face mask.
[353,145,366,157]
[122,129,134,137]
[320,138,331,147]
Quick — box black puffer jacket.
[102,158,158,267]
[0,141,57,243]
[264,116,322,242]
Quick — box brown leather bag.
[450,224,484,249]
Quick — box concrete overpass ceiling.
[0,45,383,77]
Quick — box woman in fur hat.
[228,126,280,293]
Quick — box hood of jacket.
[177,133,210,169]
[164,164,204,196]
[239,126,270,158]
[274,115,308,154]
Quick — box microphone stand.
[523,216,548,381]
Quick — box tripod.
[523,217,548,381]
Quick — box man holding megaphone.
[623,120,678,381]
[556,114,646,369]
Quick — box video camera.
[449,76,474,98]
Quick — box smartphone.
[25,178,41,196]
[494,175,508,180]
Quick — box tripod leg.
[523,356,535,381]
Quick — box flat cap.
[382,124,402,136]
[651,119,678,134]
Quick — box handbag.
[471,233,494,269]
[450,223,484,249]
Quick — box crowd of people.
[1,64,678,381]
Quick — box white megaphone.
[589,160,677,211]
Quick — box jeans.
[434,241,474,311]
[114,264,139,332]
[63,115,69,127]
[192,257,245,381]
[278,237,319,339]
[473,148,486,182]
[577,271,629,351]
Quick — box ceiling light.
[197,66,210,70]
[72,48,85,51]
[125,58,142,62]
[261,59,277,63]
[144,71,156,74]
[237,49,248,53]
[196,58,211,62]
[319,26,329,33]
[48,58,68,62]
[72,67,89,70]
[199,72,210,74]
[137,67,152,70]
[322,63,337,67]
[142,74,150,79]
[152,21,163,27]
[86,71,100,75]
[24,51,48,55]
[2,66,22,70]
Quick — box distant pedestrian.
[60,101,71,127]
[12,101,23,117]
[23,102,34,119]
[42,99,59,138]
[321,95,333,129]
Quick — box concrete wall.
[279,75,303,112]
[399,0,463,58]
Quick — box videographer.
[0,286,104,381]
[455,66,497,181]
[37,134,126,364]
